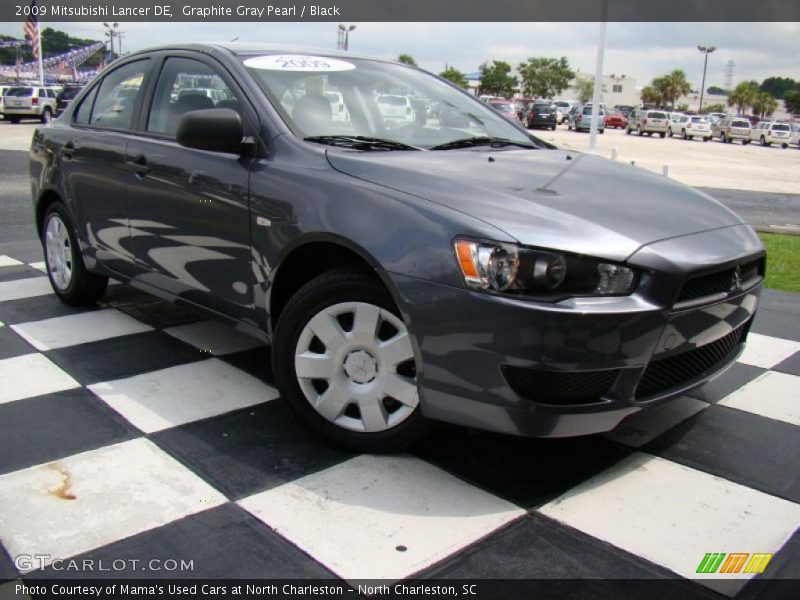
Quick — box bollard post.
[611,147,618,161]
[662,165,669,177]
[630,160,636,166]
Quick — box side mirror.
[176,108,245,154]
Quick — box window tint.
[6,87,33,96]
[90,59,150,129]
[47,89,56,98]
[732,120,750,128]
[74,85,98,124]
[648,111,667,119]
[772,124,790,131]
[147,57,237,136]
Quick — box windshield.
[6,87,33,97]
[242,54,537,150]
[59,87,82,100]
[490,102,515,113]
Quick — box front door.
[125,55,254,322]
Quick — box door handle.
[127,154,150,178]
[61,140,75,159]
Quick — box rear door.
[125,52,256,321]
[59,58,153,274]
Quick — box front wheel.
[40,108,52,124]
[782,143,788,149]
[43,202,108,306]
[637,126,644,136]
[626,126,632,135]
[668,128,674,137]
[273,268,430,452]
[761,136,769,146]
[720,133,727,143]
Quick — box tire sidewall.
[273,270,428,452]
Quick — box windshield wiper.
[430,137,537,151]
[304,135,422,151]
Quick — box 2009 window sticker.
[243,55,356,72]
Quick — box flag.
[24,0,40,60]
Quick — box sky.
[1,21,798,89]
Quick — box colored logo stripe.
[696,552,773,574]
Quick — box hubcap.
[294,301,418,433]
[45,214,73,290]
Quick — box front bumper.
[387,229,763,438]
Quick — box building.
[552,71,639,107]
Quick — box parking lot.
[1,115,800,598]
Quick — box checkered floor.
[0,252,799,598]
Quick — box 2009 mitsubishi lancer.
[30,43,765,451]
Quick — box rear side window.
[147,57,238,136]
[89,59,150,129]
[74,86,98,124]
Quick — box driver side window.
[147,57,238,137]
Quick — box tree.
[478,60,517,98]
[728,81,760,114]
[701,103,726,114]
[706,86,730,96]
[517,56,575,99]
[660,70,692,108]
[752,91,778,119]
[784,89,800,115]
[0,27,104,67]
[573,75,607,104]
[439,66,469,89]
[675,103,690,112]
[760,76,797,99]
[397,54,417,66]
[640,85,661,106]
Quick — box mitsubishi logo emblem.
[731,266,743,291]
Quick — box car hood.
[326,148,743,262]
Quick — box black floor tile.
[0,264,42,283]
[774,351,800,377]
[421,514,718,599]
[0,388,140,475]
[645,404,800,503]
[101,284,160,308]
[751,308,800,342]
[759,289,800,317]
[0,294,98,325]
[28,503,338,579]
[45,331,205,385]
[414,426,632,509]
[116,300,204,330]
[152,400,352,500]
[219,345,274,385]
[0,544,17,582]
[0,240,43,264]
[738,528,800,600]
[687,362,765,403]
[0,326,34,360]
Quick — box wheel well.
[269,241,379,327]
[35,190,61,239]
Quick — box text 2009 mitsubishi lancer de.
[30,44,765,451]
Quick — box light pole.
[338,24,356,51]
[697,45,716,113]
[102,22,119,58]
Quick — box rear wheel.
[668,128,674,137]
[626,126,632,135]
[637,126,643,136]
[43,202,108,306]
[781,143,788,149]
[8,117,20,124]
[659,132,666,138]
[720,133,727,143]
[273,268,430,452]
[40,108,52,124]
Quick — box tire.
[40,108,52,124]
[647,132,653,136]
[659,132,666,138]
[599,129,605,134]
[42,202,108,306]
[743,139,750,145]
[720,133,727,143]
[626,126,632,135]
[9,117,20,124]
[637,126,643,136]
[551,125,556,131]
[681,129,688,139]
[668,128,673,138]
[703,137,710,142]
[272,267,430,453]
[761,136,768,146]
[689,135,694,140]
[781,143,788,149]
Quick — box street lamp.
[338,24,356,51]
[102,22,119,57]
[697,45,716,113]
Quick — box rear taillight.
[642,118,647,125]
[577,115,583,122]
[31,97,38,105]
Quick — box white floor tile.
[11,309,153,351]
[0,438,226,571]
[0,256,23,267]
[88,358,278,433]
[239,454,525,582]
[719,371,800,426]
[738,333,800,369]
[605,396,709,447]
[539,453,800,596]
[0,277,53,303]
[28,261,46,271]
[0,354,80,405]
[164,320,264,356]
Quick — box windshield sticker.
[243,55,356,72]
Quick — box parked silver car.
[750,121,792,147]
[627,109,668,137]
[567,104,606,133]
[712,116,752,144]
[1,85,59,123]
[678,116,712,142]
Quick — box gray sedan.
[29,43,764,451]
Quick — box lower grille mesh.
[636,323,747,399]
[502,366,619,406]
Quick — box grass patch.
[759,233,800,293]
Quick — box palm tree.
[640,85,661,106]
[728,81,759,115]
[752,91,779,119]
[663,70,692,109]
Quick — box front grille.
[502,366,619,406]
[636,323,747,399]
[676,259,763,304]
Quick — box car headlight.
[454,238,638,299]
